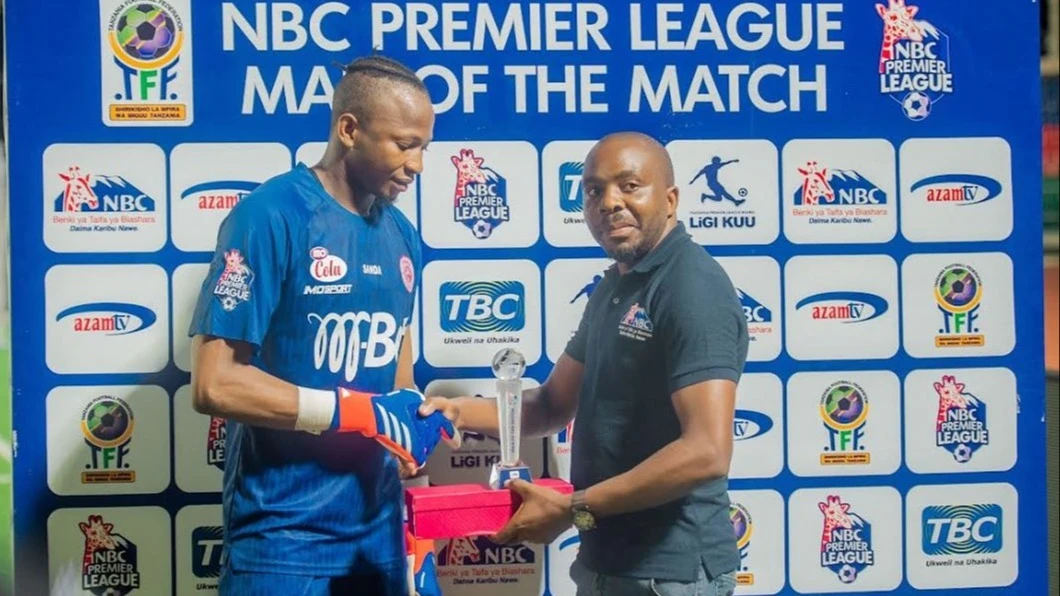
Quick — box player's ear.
[335,112,359,149]
[667,184,679,218]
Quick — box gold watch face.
[573,510,595,530]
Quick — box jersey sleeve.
[655,265,748,394]
[188,200,289,350]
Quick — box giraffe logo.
[52,165,157,214]
[875,0,953,119]
[78,514,141,595]
[207,415,227,471]
[818,495,875,584]
[450,148,510,239]
[212,248,255,312]
[933,375,989,463]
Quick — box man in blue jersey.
[189,55,454,595]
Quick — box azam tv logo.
[796,291,889,324]
[729,503,755,586]
[818,495,876,584]
[51,166,158,233]
[733,409,773,442]
[57,302,156,336]
[922,504,1002,558]
[81,395,136,485]
[440,281,525,334]
[819,382,871,466]
[180,179,256,212]
[103,0,191,123]
[79,515,141,595]
[451,149,510,239]
[876,0,953,121]
[910,174,1003,206]
[934,375,989,463]
[934,264,985,348]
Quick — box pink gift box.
[405,478,574,540]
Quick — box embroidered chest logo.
[618,302,653,341]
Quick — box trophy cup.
[489,347,533,489]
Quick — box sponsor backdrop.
[2,1,1048,595]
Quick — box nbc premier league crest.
[451,149,510,239]
[876,0,953,121]
[818,495,875,584]
[933,375,989,463]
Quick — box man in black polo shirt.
[421,131,748,596]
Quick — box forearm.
[452,386,566,440]
[193,360,301,431]
[584,436,727,518]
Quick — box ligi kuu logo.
[451,149,510,239]
[687,155,756,231]
[818,495,875,584]
[922,504,1002,556]
[934,264,984,348]
[933,375,989,463]
[819,381,870,466]
[729,503,755,585]
[440,281,525,333]
[876,0,953,121]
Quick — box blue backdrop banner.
[4,1,1048,595]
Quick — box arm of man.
[579,264,747,518]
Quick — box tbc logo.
[922,504,1002,556]
[308,312,406,383]
[440,281,525,333]
[180,180,256,211]
[733,409,773,441]
[933,375,989,463]
[80,395,135,485]
[796,291,889,324]
[728,503,755,585]
[910,174,1002,206]
[818,495,875,584]
[793,161,887,207]
[438,536,535,566]
[559,161,584,213]
[819,382,871,465]
[876,0,953,120]
[934,264,984,348]
[104,0,190,122]
[54,166,157,213]
[192,525,225,579]
[57,302,156,336]
[451,149,510,239]
[79,515,141,595]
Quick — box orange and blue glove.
[406,526,441,596]
[332,388,457,468]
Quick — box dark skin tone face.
[581,133,679,272]
[315,83,435,216]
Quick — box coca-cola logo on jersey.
[309,247,348,283]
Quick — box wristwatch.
[570,490,596,531]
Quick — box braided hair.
[331,54,428,123]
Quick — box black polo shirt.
[564,222,749,583]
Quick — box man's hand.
[418,397,463,449]
[491,480,573,545]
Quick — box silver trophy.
[489,348,533,489]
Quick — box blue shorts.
[219,560,408,596]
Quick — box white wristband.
[295,386,337,433]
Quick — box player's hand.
[418,397,463,450]
[335,388,458,467]
[397,458,421,480]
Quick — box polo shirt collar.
[627,222,690,274]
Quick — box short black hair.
[332,54,429,122]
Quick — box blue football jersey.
[188,163,422,576]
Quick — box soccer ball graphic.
[472,219,493,239]
[953,443,974,463]
[838,564,859,584]
[116,4,177,60]
[902,91,932,121]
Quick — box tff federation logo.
[81,395,136,485]
[79,515,141,595]
[819,381,871,466]
[818,495,875,584]
[934,264,984,348]
[729,503,755,585]
[451,149,510,239]
[876,0,954,121]
[933,375,989,463]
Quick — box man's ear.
[667,185,679,218]
[335,113,360,150]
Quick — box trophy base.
[489,462,532,489]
